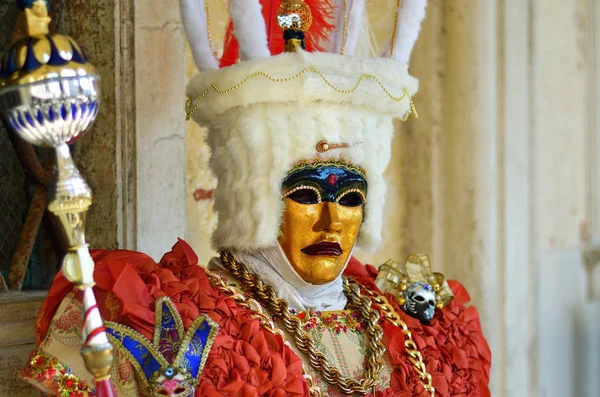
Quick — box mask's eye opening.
[337,191,365,207]
[284,187,321,204]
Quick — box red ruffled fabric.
[344,257,492,397]
[35,242,491,397]
[35,239,309,397]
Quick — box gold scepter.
[0,1,116,395]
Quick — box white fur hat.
[181,0,427,252]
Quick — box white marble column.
[129,0,187,259]
[404,1,595,395]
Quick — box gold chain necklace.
[205,269,323,396]
[219,252,385,395]
[360,289,436,396]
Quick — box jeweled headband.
[289,158,366,179]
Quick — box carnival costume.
[17,0,492,396]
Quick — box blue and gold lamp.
[0,1,116,395]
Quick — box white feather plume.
[353,8,379,57]
[180,0,219,71]
[343,0,365,55]
[229,0,271,61]
[390,0,427,63]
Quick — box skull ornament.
[402,282,437,324]
[151,366,195,397]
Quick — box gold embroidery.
[58,373,80,394]
[105,323,170,390]
[21,349,95,397]
[104,292,121,320]
[218,252,385,395]
[292,309,367,334]
[289,158,367,178]
[172,311,219,382]
[106,297,219,388]
[153,297,185,347]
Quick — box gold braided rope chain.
[219,252,385,395]
[359,287,436,397]
[184,68,418,121]
[205,269,323,396]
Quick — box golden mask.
[278,162,367,284]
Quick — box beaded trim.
[288,158,366,179]
[152,297,185,347]
[290,310,367,334]
[105,324,170,390]
[335,188,366,205]
[282,184,322,203]
[184,68,418,121]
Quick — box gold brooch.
[315,140,352,153]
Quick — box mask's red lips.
[301,242,343,256]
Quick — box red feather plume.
[220,0,335,68]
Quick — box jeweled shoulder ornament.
[375,254,455,324]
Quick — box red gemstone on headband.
[328,174,337,186]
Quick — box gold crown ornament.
[277,0,313,52]
[1,1,98,89]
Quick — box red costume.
[26,240,491,396]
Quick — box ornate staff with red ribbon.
[0,1,116,395]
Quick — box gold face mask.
[278,162,367,284]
